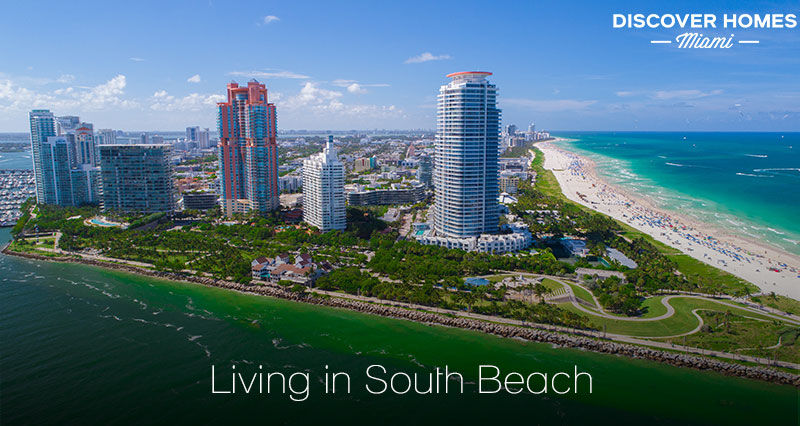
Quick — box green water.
[0,228,796,425]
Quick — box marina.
[0,169,34,227]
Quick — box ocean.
[0,148,32,170]
[553,132,800,256]
[0,228,796,425]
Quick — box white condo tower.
[303,135,346,232]
[432,71,501,238]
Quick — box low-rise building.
[223,198,251,217]
[499,175,519,194]
[183,190,218,211]
[251,253,332,285]
[346,183,427,206]
[417,222,532,254]
[561,238,589,257]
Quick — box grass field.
[659,311,800,364]
[750,293,800,316]
[668,254,757,295]
[557,296,780,337]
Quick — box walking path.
[495,271,800,326]
[307,286,800,370]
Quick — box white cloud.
[503,98,598,112]
[187,74,202,83]
[404,52,452,64]
[278,82,403,119]
[0,74,136,113]
[149,90,225,112]
[616,89,724,100]
[129,57,145,62]
[652,89,723,100]
[330,79,390,94]
[229,70,311,80]
[57,74,75,83]
[347,83,367,94]
[262,15,280,25]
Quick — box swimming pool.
[89,218,121,227]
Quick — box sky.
[0,0,799,132]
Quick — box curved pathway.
[533,274,800,326]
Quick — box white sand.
[536,139,800,299]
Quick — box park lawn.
[659,311,799,364]
[560,280,596,307]
[557,296,781,337]
[540,278,564,292]
[750,293,800,316]
[639,296,668,318]
[668,254,757,295]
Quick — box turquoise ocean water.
[553,132,800,256]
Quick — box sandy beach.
[536,139,800,299]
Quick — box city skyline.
[2,1,799,133]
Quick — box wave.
[753,168,800,173]
[665,162,684,167]
[767,228,786,235]
[736,172,772,178]
[744,154,768,158]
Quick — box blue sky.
[1,0,799,132]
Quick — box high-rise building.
[417,154,433,187]
[56,116,80,135]
[74,122,95,166]
[432,71,500,238]
[38,136,75,206]
[186,126,199,142]
[139,133,149,144]
[303,136,345,232]
[29,110,99,206]
[29,110,57,204]
[419,73,531,253]
[353,156,376,173]
[97,129,117,145]
[98,144,175,213]
[217,80,279,215]
[197,128,210,149]
[70,164,101,206]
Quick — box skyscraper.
[98,144,175,213]
[74,122,95,166]
[56,115,80,135]
[417,154,433,188]
[29,110,57,204]
[29,110,100,207]
[197,128,210,149]
[217,80,279,215]
[432,71,500,238]
[303,135,345,232]
[186,126,199,142]
[38,136,75,206]
[97,129,117,146]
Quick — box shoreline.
[536,139,800,299]
[3,246,798,387]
